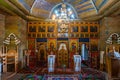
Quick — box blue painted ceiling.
[16,0,110,19]
[2,0,118,21]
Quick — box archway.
[7,50,17,72]
[2,33,20,73]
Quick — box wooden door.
[37,42,47,67]
[57,41,69,68]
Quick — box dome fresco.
[30,0,109,19]
[0,0,119,20]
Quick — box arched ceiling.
[0,0,120,21]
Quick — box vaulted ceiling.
[0,0,120,21]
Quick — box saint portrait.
[90,26,97,32]
[48,26,54,32]
[38,26,45,32]
[29,26,36,32]
[81,26,88,32]
[72,26,78,32]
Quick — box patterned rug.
[81,68,107,80]
[18,64,107,80]
[43,74,80,80]
[19,74,43,80]
[18,66,39,74]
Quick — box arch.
[6,49,18,72]
[2,33,20,73]
[3,33,21,45]
[106,33,120,44]
[58,43,67,51]
[49,2,78,19]
[7,49,17,56]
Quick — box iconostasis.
[27,21,99,68]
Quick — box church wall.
[5,16,27,68]
[0,14,5,53]
[100,16,120,51]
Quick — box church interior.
[0,0,120,80]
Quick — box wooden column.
[2,45,7,72]
[15,46,18,72]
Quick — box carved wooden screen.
[57,40,68,68]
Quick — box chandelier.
[48,1,78,37]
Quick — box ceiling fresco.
[0,0,119,20]
[24,0,35,7]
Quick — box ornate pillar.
[15,46,18,72]
[26,50,30,67]
[2,45,7,72]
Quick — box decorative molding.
[106,33,120,44]
[3,33,21,45]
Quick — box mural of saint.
[38,26,45,32]
[29,26,36,32]
[71,43,76,51]
[50,42,56,53]
[72,27,78,32]
[48,26,54,32]
[59,44,67,54]
[90,26,97,32]
[81,26,88,32]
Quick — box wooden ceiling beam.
[0,5,16,16]
[0,0,29,20]
[8,0,30,15]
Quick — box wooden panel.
[28,39,35,50]
[57,41,68,68]
[27,21,99,38]
[106,45,120,78]
[27,21,100,69]
[47,38,57,54]
[69,38,79,68]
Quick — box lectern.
[48,55,55,72]
[107,57,120,78]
